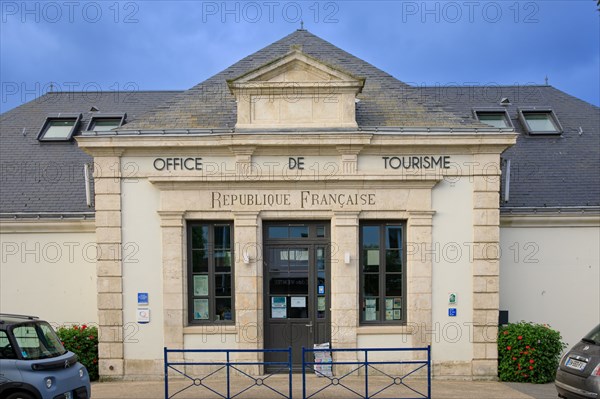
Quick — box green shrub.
[498,322,566,383]
[57,324,98,381]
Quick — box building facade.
[1,30,598,381]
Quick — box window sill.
[183,325,238,335]
[357,325,415,335]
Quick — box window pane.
[288,276,309,294]
[316,226,325,238]
[289,249,309,272]
[216,298,232,320]
[386,275,402,296]
[214,225,231,249]
[214,250,231,272]
[193,275,209,296]
[288,296,308,318]
[290,226,309,238]
[270,276,289,295]
[0,331,16,359]
[386,250,402,272]
[364,297,379,321]
[269,248,288,272]
[386,226,402,249]
[0,331,9,347]
[268,226,288,238]
[91,118,120,131]
[362,226,379,248]
[269,276,309,295]
[12,323,65,360]
[192,225,208,250]
[215,274,231,296]
[362,249,379,272]
[193,299,209,320]
[317,296,326,319]
[477,113,508,128]
[317,270,325,289]
[192,250,208,273]
[384,298,401,321]
[363,274,379,297]
[524,113,557,132]
[316,247,325,270]
[43,120,75,139]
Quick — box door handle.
[305,321,313,333]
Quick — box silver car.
[556,324,600,399]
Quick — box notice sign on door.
[291,297,306,308]
[272,297,287,319]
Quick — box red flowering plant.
[498,321,566,383]
[56,324,99,381]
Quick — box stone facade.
[77,51,516,381]
[80,132,515,381]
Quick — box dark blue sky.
[1,1,599,113]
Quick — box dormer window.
[473,109,512,128]
[518,109,562,135]
[87,114,126,132]
[37,114,82,141]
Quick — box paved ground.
[91,378,560,399]
[503,382,559,399]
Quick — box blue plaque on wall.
[138,292,149,305]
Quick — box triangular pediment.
[255,59,340,83]
[228,49,364,87]
[227,48,365,130]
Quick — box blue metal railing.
[301,346,431,399]
[164,347,293,399]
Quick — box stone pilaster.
[158,211,185,363]
[406,211,434,354]
[233,212,261,368]
[94,152,124,380]
[331,211,360,371]
[471,154,502,379]
[232,214,261,342]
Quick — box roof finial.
[49,83,54,92]
[545,75,549,86]
[300,20,304,30]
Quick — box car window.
[583,324,600,345]
[11,322,66,359]
[0,330,17,359]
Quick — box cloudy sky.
[1,1,598,112]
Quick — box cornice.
[0,218,96,233]
[500,213,600,227]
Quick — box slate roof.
[120,29,481,130]
[1,30,598,215]
[416,85,600,209]
[0,91,180,214]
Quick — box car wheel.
[5,392,35,399]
